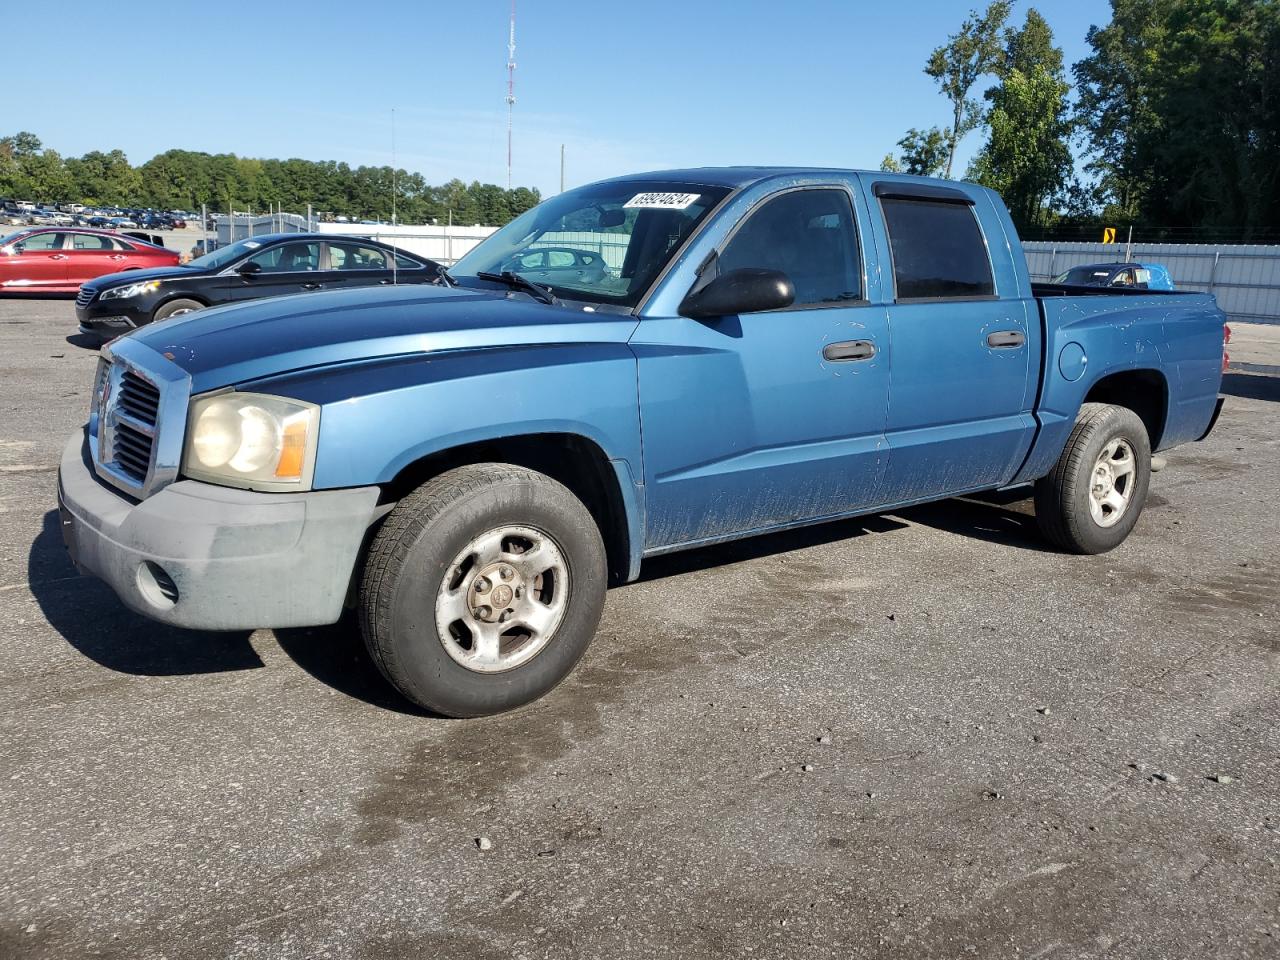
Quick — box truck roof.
[601,166,892,189]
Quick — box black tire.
[152,298,204,323]
[359,463,608,717]
[1034,402,1152,554]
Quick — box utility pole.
[506,0,516,190]
[560,143,565,193]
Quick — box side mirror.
[237,260,262,276]
[680,268,795,319]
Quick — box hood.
[125,284,638,393]
[84,264,192,291]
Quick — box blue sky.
[5,0,1113,195]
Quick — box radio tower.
[505,0,516,190]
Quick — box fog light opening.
[136,561,179,610]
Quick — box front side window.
[248,241,320,273]
[450,179,731,307]
[329,242,388,270]
[718,189,862,306]
[15,231,61,252]
[881,198,995,300]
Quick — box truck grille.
[76,287,95,308]
[118,371,161,425]
[89,340,191,500]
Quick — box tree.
[968,9,1074,228]
[881,127,950,176]
[925,1,1013,178]
[1074,0,1280,238]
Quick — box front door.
[634,185,891,549]
[231,240,325,301]
[2,231,67,291]
[862,179,1038,503]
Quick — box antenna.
[390,107,398,284]
[506,0,516,190]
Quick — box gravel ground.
[0,296,1277,960]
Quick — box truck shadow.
[29,489,1048,713]
[1221,372,1280,403]
[28,510,263,676]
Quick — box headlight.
[100,280,160,301]
[182,392,320,491]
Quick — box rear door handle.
[50,254,69,260]
[987,330,1026,348]
[108,254,126,261]
[822,339,876,362]
[302,282,322,290]
[379,278,392,284]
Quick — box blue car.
[58,167,1226,716]
[1053,262,1175,290]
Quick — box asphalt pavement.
[0,296,1277,959]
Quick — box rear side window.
[329,242,389,270]
[880,198,994,300]
[719,189,861,306]
[70,234,114,250]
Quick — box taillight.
[1222,324,1231,373]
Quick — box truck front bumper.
[57,432,382,631]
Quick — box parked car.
[57,168,1226,717]
[0,227,179,295]
[108,216,139,229]
[498,246,610,284]
[27,210,58,225]
[76,232,443,337]
[1052,262,1175,290]
[1,210,25,226]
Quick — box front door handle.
[302,282,322,290]
[50,254,69,260]
[987,330,1026,348]
[379,278,392,284]
[822,339,876,362]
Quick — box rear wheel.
[359,463,607,717]
[1034,402,1152,554]
[152,298,203,323]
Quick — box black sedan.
[75,233,444,339]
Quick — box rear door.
[64,232,131,285]
[859,177,1038,503]
[230,240,325,301]
[323,240,396,292]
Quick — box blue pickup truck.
[58,168,1227,716]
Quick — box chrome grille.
[89,340,192,500]
[118,371,161,425]
[112,420,154,482]
[76,287,95,308]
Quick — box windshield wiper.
[434,265,457,287]
[476,270,559,305]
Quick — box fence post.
[1208,251,1221,294]
[1049,247,1057,279]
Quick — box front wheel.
[152,298,204,323]
[1034,402,1152,554]
[359,464,607,717]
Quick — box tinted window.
[718,189,861,306]
[394,252,424,270]
[881,198,994,300]
[329,242,388,270]
[248,241,320,272]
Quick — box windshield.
[0,230,29,248]
[186,236,274,270]
[450,180,731,307]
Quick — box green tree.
[881,127,950,176]
[1075,0,1280,238]
[968,9,1074,228]
[925,1,1013,177]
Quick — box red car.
[0,227,180,295]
